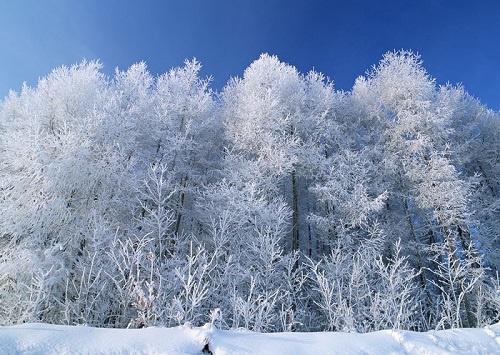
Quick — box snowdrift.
[0,322,499,354]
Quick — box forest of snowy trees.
[0,51,498,332]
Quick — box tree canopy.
[0,51,498,331]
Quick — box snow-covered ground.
[0,322,499,354]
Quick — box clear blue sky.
[1,0,499,110]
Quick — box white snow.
[0,322,498,355]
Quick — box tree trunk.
[403,196,433,308]
[291,170,299,252]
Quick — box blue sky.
[1,0,499,110]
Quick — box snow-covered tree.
[0,61,116,325]
[221,54,306,252]
[0,52,497,331]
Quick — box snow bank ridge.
[0,322,499,354]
